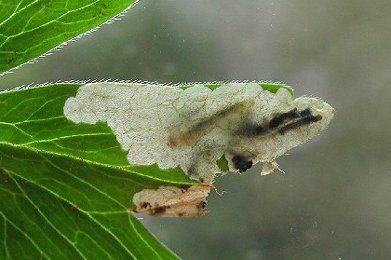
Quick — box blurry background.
[1,0,391,259]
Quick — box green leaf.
[216,155,229,172]
[0,83,199,259]
[0,0,139,75]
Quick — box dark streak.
[299,108,311,117]
[279,115,322,134]
[269,108,299,129]
[236,107,322,138]
[188,103,243,135]
[236,122,266,137]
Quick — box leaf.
[0,83,198,259]
[0,0,139,75]
[0,81,292,258]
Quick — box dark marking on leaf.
[141,202,151,209]
[269,108,299,129]
[299,108,311,117]
[279,114,322,134]
[197,201,207,209]
[181,185,191,192]
[232,155,253,173]
[154,206,170,214]
[190,104,240,133]
[236,122,266,137]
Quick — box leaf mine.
[64,82,334,217]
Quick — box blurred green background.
[1,0,391,259]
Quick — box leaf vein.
[24,94,69,121]
[0,212,51,260]
[8,172,88,260]
[0,96,44,121]
[0,0,101,48]
[3,218,10,259]
[0,142,193,185]
[2,168,138,259]
[0,0,25,27]
[24,133,112,146]
[0,122,35,140]
[15,115,65,124]
[38,152,127,209]
[127,214,163,260]
[74,231,111,259]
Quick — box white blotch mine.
[64,82,334,184]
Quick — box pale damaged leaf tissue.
[64,82,334,216]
